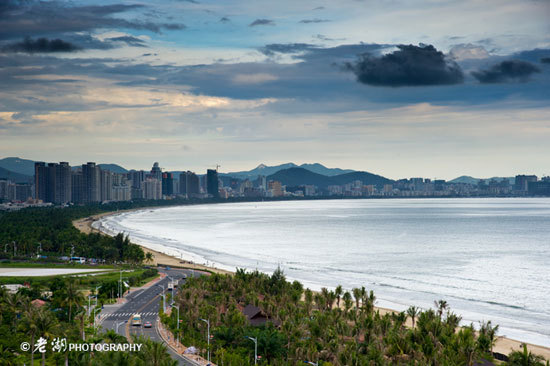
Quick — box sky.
[0,0,549,180]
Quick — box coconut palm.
[4,292,23,328]
[62,280,84,322]
[507,343,546,366]
[140,339,174,366]
[20,306,39,366]
[334,285,343,309]
[434,299,449,320]
[145,252,154,264]
[36,308,60,366]
[407,306,420,328]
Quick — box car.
[144,321,152,328]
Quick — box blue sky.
[0,0,549,179]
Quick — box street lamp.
[171,305,180,344]
[200,318,210,362]
[93,308,101,329]
[245,336,258,365]
[116,320,127,334]
[157,284,166,312]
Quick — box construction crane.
[215,164,221,172]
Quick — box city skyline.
[1,0,549,179]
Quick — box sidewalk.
[157,313,215,366]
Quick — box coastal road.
[99,268,202,366]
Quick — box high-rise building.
[162,172,174,196]
[255,175,267,191]
[515,175,537,191]
[206,169,219,198]
[71,171,85,203]
[100,169,114,201]
[141,178,162,200]
[179,171,200,197]
[150,162,162,180]
[268,180,283,197]
[128,170,146,189]
[34,162,47,201]
[55,162,72,204]
[34,161,71,204]
[82,162,101,203]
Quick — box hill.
[267,168,393,189]
[450,176,515,185]
[98,164,128,174]
[0,157,36,176]
[267,168,334,187]
[0,167,33,183]
[225,162,355,179]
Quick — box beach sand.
[73,210,550,360]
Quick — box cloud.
[232,73,278,85]
[541,57,550,64]
[472,60,541,83]
[449,44,490,61]
[0,1,185,40]
[312,6,325,10]
[249,19,275,27]
[2,37,80,53]
[105,36,147,48]
[345,44,464,87]
[299,19,330,24]
[259,43,317,56]
[219,17,230,23]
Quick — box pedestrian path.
[100,311,159,320]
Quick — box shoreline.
[72,205,550,360]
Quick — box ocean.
[94,198,550,347]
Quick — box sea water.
[94,198,550,346]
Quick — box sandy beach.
[73,208,550,360]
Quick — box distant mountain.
[450,176,515,185]
[299,163,354,176]
[0,157,36,176]
[267,167,393,189]
[329,171,393,187]
[0,167,32,183]
[98,164,128,174]
[225,162,355,179]
[267,168,334,187]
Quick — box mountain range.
[223,163,355,179]
[267,167,393,188]
[449,175,515,185]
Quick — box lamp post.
[93,308,101,329]
[171,305,180,344]
[95,286,101,308]
[200,318,210,362]
[157,284,165,312]
[245,336,258,365]
[116,320,127,334]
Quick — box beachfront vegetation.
[163,268,548,366]
[0,276,174,365]
[0,205,148,263]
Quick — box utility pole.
[200,318,210,362]
[172,305,180,344]
[157,284,165,312]
[245,336,258,365]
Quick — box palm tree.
[407,306,420,328]
[141,339,174,366]
[507,343,546,366]
[145,252,154,264]
[20,307,39,366]
[334,285,343,309]
[352,288,362,313]
[62,280,84,322]
[0,344,17,366]
[4,292,24,329]
[434,300,449,320]
[36,308,60,366]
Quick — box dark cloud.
[345,44,464,87]
[260,43,317,56]
[249,19,275,27]
[299,19,330,24]
[0,1,185,40]
[313,6,325,10]
[472,60,541,83]
[177,0,199,3]
[219,17,230,23]
[105,36,147,48]
[540,57,550,64]
[2,37,81,53]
